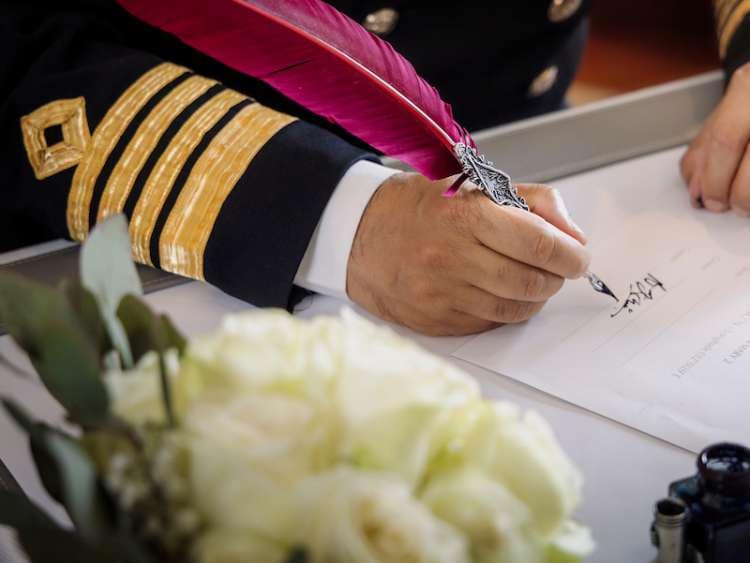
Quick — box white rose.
[545,521,595,563]
[421,468,543,563]
[103,349,180,425]
[347,403,454,488]
[336,309,481,488]
[195,529,287,563]
[336,308,479,425]
[294,467,470,563]
[183,392,338,541]
[177,308,479,490]
[455,402,584,538]
[180,310,343,403]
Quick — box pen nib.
[584,271,618,302]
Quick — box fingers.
[470,194,591,280]
[688,173,703,209]
[518,183,587,244]
[680,119,711,186]
[453,285,546,324]
[702,132,744,212]
[346,172,572,337]
[690,65,750,213]
[460,244,564,302]
[729,146,750,216]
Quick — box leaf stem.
[157,353,175,429]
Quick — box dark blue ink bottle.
[651,442,750,562]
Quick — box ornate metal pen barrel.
[455,143,618,301]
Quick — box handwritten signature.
[611,273,667,318]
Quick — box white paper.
[453,147,750,452]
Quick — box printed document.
[453,147,750,452]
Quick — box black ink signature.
[611,273,667,318]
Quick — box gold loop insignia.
[20,97,91,180]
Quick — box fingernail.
[688,175,701,200]
[688,177,703,209]
[704,199,728,212]
[732,206,750,217]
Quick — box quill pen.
[117,0,616,301]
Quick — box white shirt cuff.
[294,160,400,301]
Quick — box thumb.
[517,183,587,245]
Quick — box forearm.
[3,3,376,310]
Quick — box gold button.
[528,66,559,97]
[548,0,582,23]
[362,8,399,36]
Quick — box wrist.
[294,161,400,301]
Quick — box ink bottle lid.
[698,442,750,498]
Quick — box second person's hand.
[681,62,750,215]
[346,173,591,336]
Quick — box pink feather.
[116,0,473,180]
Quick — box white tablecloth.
[0,280,694,561]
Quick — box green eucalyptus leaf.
[0,273,77,357]
[30,438,65,507]
[116,296,183,426]
[62,281,111,358]
[0,276,110,426]
[0,491,56,530]
[0,458,23,495]
[80,215,142,369]
[116,295,185,358]
[1,398,33,433]
[30,323,109,427]
[2,399,65,504]
[159,314,186,355]
[116,295,164,362]
[42,430,111,544]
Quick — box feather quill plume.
[116,0,620,300]
[116,0,473,181]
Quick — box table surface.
[2,73,724,562]
[0,279,694,562]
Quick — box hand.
[681,62,750,215]
[346,172,591,336]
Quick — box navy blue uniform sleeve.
[1,2,374,309]
[714,1,750,79]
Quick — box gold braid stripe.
[67,63,188,241]
[159,105,297,280]
[96,75,217,225]
[715,0,742,33]
[129,88,246,265]
[718,0,750,58]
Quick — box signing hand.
[681,62,750,215]
[346,173,591,336]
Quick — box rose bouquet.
[0,216,593,563]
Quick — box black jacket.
[3,1,749,308]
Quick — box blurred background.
[569,0,719,104]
